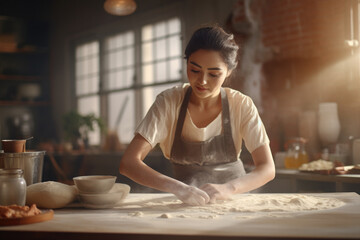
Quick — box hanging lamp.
[104,0,137,16]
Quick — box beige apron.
[170,87,246,187]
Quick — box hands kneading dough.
[26,181,77,209]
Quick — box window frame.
[71,9,185,145]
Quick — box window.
[74,17,182,145]
[141,18,182,113]
[75,41,101,144]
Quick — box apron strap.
[171,87,192,159]
[220,88,238,160]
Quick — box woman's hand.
[200,183,235,203]
[174,185,210,206]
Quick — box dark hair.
[184,26,239,71]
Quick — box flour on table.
[128,211,144,217]
[121,194,345,220]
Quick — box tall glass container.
[318,102,341,146]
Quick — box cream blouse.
[135,83,269,160]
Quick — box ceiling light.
[104,0,137,16]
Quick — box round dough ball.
[26,181,77,209]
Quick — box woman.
[119,25,275,206]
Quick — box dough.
[26,181,77,209]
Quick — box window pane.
[169,58,181,80]
[90,57,99,74]
[168,18,181,34]
[91,42,99,54]
[108,90,135,144]
[142,25,153,41]
[75,41,99,96]
[169,35,181,57]
[78,95,100,145]
[155,38,166,60]
[142,42,153,63]
[105,37,114,50]
[115,71,123,89]
[142,82,179,117]
[83,59,89,75]
[155,22,166,38]
[115,34,123,48]
[141,18,181,85]
[125,32,134,46]
[109,52,116,70]
[76,79,82,95]
[125,68,134,86]
[155,61,166,82]
[125,47,134,67]
[115,50,125,68]
[76,61,83,77]
[104,31,135,91]
[109,72,116,89]
[142,63,154,84]
[76,45,84,59]
[91,76,99,93]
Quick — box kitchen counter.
[260,169,360,194]
[1,192,360,240]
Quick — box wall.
[229,0,360,161]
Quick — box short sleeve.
[135,93,169,148]
[240,96,270,153]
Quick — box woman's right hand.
[174,185,210,206]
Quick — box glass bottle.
[284,138,309,169]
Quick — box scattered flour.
[122,194,345,220]
[128,211,144,217]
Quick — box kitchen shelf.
[0,74,43,81]
[0,100,50,106]
[0,47,48,55]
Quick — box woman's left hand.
[199,183,234,203]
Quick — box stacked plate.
[73,175,130,209]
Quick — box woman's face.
[187,49,231,100]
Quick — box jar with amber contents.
[284,138,309,169]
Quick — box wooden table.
[1,192,360,240]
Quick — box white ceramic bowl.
[78,183,130,209]
[73,175,116,194]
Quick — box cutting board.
[0,209,54,226]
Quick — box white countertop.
[1,192,360,240]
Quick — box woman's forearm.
[227,162,275,194]
[228,144,275,194]
[119,156,185,194]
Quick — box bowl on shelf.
[73,175,117,194]
[17,83,41,101]
[78,183,130,209]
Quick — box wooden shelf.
[0,47,48,55]
[0,100,51,106]
[0,74,43,81]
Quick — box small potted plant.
[62,111,105,150]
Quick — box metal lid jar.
[0,168,26,206]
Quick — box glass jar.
[0,168,26,206]
[284,138,309,169]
